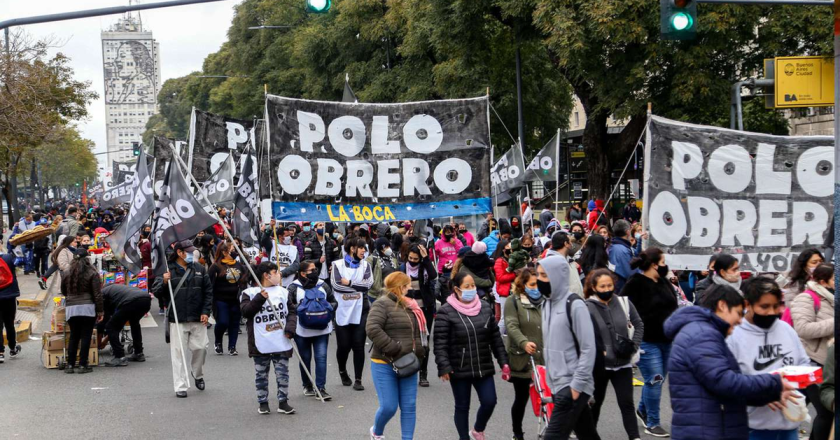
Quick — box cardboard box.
[42,347,98,369]
[51,307,67,332]
[41,330,98,369]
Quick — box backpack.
[781,290,821,327]
[297,285,334,330]
[0,256,14,290]
[566,294,605,368]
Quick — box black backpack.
[566,294,605,370]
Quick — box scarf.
[221,257,236,265]
[446,293,482,317]
[402,297,429,347]
[712,272,742,291]
[405,262,420,279]
[344,254,360,269]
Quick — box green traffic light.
[671,12,693,31]
[306,0,331,13]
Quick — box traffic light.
[660,0,697,41]
[132,142,140,156]
[305,0,331,13]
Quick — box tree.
[144,0,573,159]
[0,31,97,226]
[35,126,98,195]
[531,0,832,198]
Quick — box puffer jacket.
[693,275,714,305]
[151,261,213,323]
[493,258,517,298]
[366,293,426,364]
[61,265,104,314]
[481,230,500,256]
[503,294,543,378]
[303,235,339,277]
[665,307,782,440]
[791,281,835,365]
[433,299,508,379]
[586,296,644,369]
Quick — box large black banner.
[264,95,492,222]
[644,116,834,272]
[203,153,235,206]
[152,136,186,196]
[188,109,256,183]
[232,151,259,246]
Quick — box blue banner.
[273,197,492,223]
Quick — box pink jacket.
[434,238,464,274]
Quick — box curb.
[3,321,31,346]
[17,290,50,310]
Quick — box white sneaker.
[370,426,384,440]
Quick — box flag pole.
[171,153,324,402]
[555,128,561,220]
[518,140,536,235]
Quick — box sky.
[2,0,239,180]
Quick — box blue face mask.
[525,287,542,301]
[185,253,194,264]
[460,289,477,302]
[303,226,311,232]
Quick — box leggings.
[592,367,639,438]
[335,312,367,381]
[67,316,96,367]
[805,383,832,440]
[510,377,532,438]
[419,308,434,376]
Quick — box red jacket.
[494,258,517,297]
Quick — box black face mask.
[140,231,150,238]
[459,230,466,234]
[522,246,533,254]
[573,232,584,240]
[596,290,614,301]
[753,313,780,330]
[657,264,669,278]
[537,279,552,297]
[301,271,319,288]
[408,260,420,267]
[504,249,511,257]
[444,234,453,241]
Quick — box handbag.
[391,352,421,378]
[617,296,634,339]
[615,296,639,361]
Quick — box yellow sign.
[774,56,835,108]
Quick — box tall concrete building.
[101,13,161,179]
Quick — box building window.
[574,112,580,127]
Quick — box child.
[506,238,531,272]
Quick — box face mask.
[634,233,642,240]
[270,273,283,286]
[460,289,477,302]
[140,231,150,238]
[522,246,533,254]
[383,248,393,257]
[316,228,324,236]
[459,229,466,234]
[444,234,453,241]
[752,313,779,329]
[283,236,291,245]
[504,249,511,257]
[537,279,552,297]
[525,287,542,301]
[408,260,419,267]
[184,253,194,264]
[657,264,669,278]
[573,232,584,240]
[303,226,311,232]
[596,290,614,301]
[306,271,320,281]
[807,266,816,274]
[332,232,339,239]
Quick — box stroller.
[529,356,553,439]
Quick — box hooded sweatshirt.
[726,318,810,431]
[540,255,596,396]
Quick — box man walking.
[99,284,152,366]
[152,240,213,398]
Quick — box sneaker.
[104,357,128,367]
[303,386,316,397]
[127,353,146,362]
[512,435,525,440]
[175,391,188,398]
[469,429,486,440]
[369,426,384,440]
[158,308,165,316]
[38,278,47,290]
[258,402,270,414]
[339,370,352,386]
[228,348,238,356]
[76,366,93,374]
[214,343,223,355]
[418,373,429,388]
[0,353,4,363]
[317,388,333,401]
[353,379,365,391]
[645,426,670,438]
[635,409,647,426]
[276,400,295,414]
[64,365,74,373]
[10,345,20,358]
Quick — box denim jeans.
[295,334,329,390]
[637,341,671,428]
[748,429,798,440]
[213,300,241,350]
[450,375,497,440]
[370,361,418,440]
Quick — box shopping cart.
[529,356,553,439]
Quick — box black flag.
[150,160,218,277]
[106,148,156,273]
[232,150,258,246]
[342,73,358,103]
[203,153,235,206]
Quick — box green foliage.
[144,0,574,157]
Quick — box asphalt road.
[4,296,675,440]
